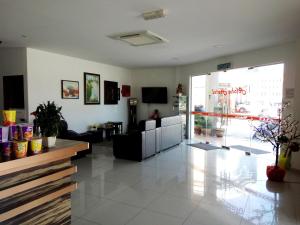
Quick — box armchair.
[113,120,156,161]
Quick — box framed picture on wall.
[121,85,131,97]
[61,80,79,99]
[84,72,100,104]
[104,80,118,104]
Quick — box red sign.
[212,87,247,96]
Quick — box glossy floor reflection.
[71,141,300,225]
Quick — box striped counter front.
[0,139,89,225]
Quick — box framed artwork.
[84,72,100,104]
[61,80,79,99]
[104,80,118,104]
[121,85,131,97]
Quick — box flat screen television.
[142,87,168,104]
[3,75,25,109]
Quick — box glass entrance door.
[191,63,284,153]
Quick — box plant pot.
[194,126,201,135]
[201,128,212,136]
[266,165,286,182]
[215,128,225,137]
[42,136,56,148]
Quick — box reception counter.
[0,139,89,225]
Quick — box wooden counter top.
[0,139,89,177]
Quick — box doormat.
[187,143,220,151]
[230,145,269,154]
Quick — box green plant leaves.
[35,101,63,137]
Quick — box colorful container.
[30,138,43,155]
[2,110,16,126]
[1,142,12,157]
[18,124,33,141]
[9,125,18,141]
[0,126,9,142]
[13,140,28,159]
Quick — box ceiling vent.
[109,31,168,46]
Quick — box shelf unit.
[173,95,188,139]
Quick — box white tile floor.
[71,141,300,225]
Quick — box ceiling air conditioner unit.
[109,31,168,46]
[142,9,167,20]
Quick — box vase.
[279,153,291,170]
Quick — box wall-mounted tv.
[142,87,168,104]
[3,75,25,109]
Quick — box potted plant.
[199,116,213,136]
[194,115,202,135]
[34,101,63,147]
[214,105,226,138]
[253,103,300,182]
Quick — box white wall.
[180,42,297,95]
[26,48,132,132]
[131,67,179,121]
[0,47,28,122]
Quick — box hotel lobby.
[1,1,300,224]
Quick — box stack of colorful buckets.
[0,110,42,161]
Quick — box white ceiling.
[1,0,300,68]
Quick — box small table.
[104,122,123,141]
[103,127,114,141]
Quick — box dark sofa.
[58,120,93,158]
